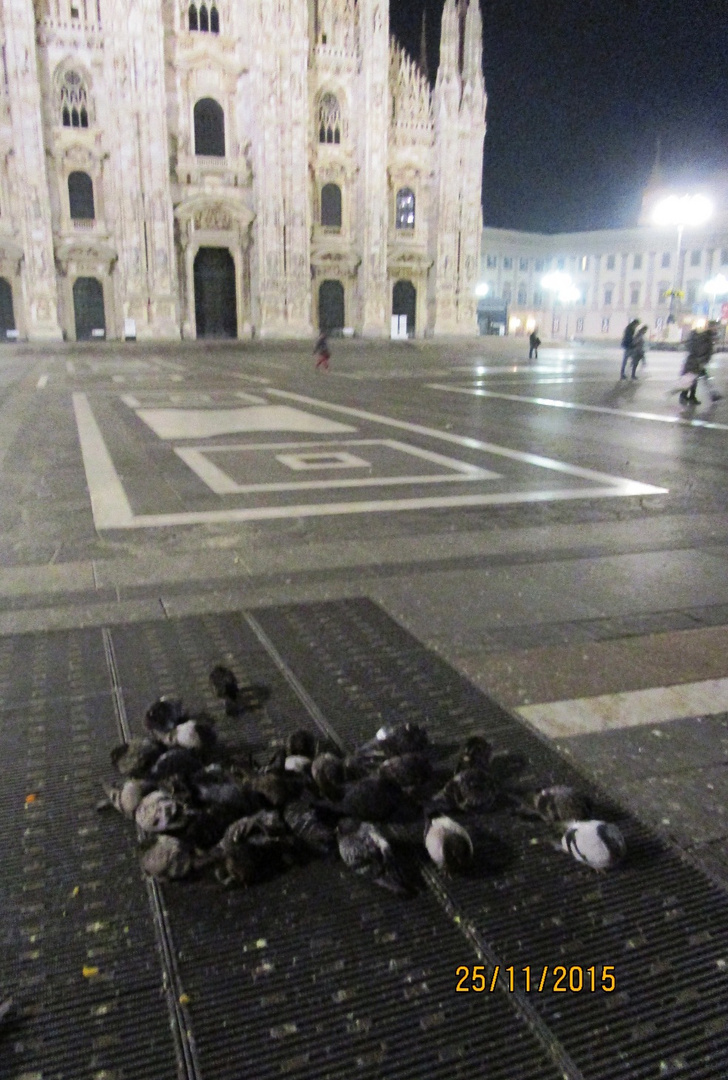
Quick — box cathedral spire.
[420,7,429,81]
[462,0,483,87]
[437,0,460,79]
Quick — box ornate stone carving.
[193,206,234,231]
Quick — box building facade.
[0,0,486,342]
[480,176,728,342]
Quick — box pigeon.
[149,747,204,783]
[424,814,473,874]
[561,820,626,871]
[110,738,163,778]
[337,819,411,894]
[287,730,317,759]
[370,722,429,757]
[526,785,591,824]
[170,718,217,754]
[284,754,312,775]
[144,696,186,743]
[214,810,295,885]
[456,735,493,772]
[283,801,338,857]
[486,750,529,786]
[98,778,152,818]
[337,774,405,822]
[140,834,194,880]
[209,664,239,701]
[135,791,187,834]
[311,752,346,800]
[435,768,499,813]
[379,752,432,794]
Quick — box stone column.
[2,0,62,340]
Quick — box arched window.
[59,69,90,128]
[210,5,219,32]
[321,183,342,229]
[199,3,209,30]
[188,3,198,29]
[68,171,95,220]
[194,98,225,157]
[396,188,415,230]
[318,93,341,144]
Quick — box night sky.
[390,0,728,234]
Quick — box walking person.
[678,326,718,405]
[629,325,648,379]
[314,330,330,371]
[620,319,640,379]
[528,328,541,360]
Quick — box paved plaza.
[3,336,728,1078]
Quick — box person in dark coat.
[629,325,648,379]
[620,319,640,378]
[679,327,714,404]
[314,331,330,370]
[528,329,541,360]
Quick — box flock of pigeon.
[98,665,627,892]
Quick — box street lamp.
[541,271,581,339]
[704,273,728,322]
[652,194,713,323]
[475,283,490,297]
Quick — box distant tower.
[430,0,486,335]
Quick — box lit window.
[318,93,341,144]
[633,253,642,269]
[395,188,415,230]
[580,255,589,271]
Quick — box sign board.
[124,318,136,340]
[91,328,105,338]
[6,329,18,339]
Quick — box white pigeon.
[561,820,626,871]
[424,815,473,874]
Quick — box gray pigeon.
[311,752,346,800]
[98,777,152,818]
[135,790,187,834]
[424,814,473,874]
[456,735,493,772]
[435,768,499,813]
[144,696,186,743]
[337,819,410,894]
[140,834,193,880]
[529,785,591,824]
[561,820,626,871]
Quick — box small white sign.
[6,329,19,339]
[391,315,408,340]
[124,318,136,340]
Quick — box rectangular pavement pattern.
[2,601,728,1078]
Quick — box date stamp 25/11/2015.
[456,965,616,994]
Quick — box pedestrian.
[528,329,541,360]
[629,325,648,379]
[620,319,640,379]
[678,326,720,405]
[314,330,330,371]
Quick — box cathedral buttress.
[2,0,62,339]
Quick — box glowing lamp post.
[704,273,728,322]
[541,271,581,339]
[652,194,713,322]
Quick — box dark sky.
[390,0,728,234]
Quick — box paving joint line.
[102,626,203,1080]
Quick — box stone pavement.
[2,337,728,1076]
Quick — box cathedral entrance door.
[318,280,345,333]
[0,278,15,339]
[73,277,105,341]
[393,279,416,337]
[194,247,237,339]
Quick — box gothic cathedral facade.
[0,0,485,341]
